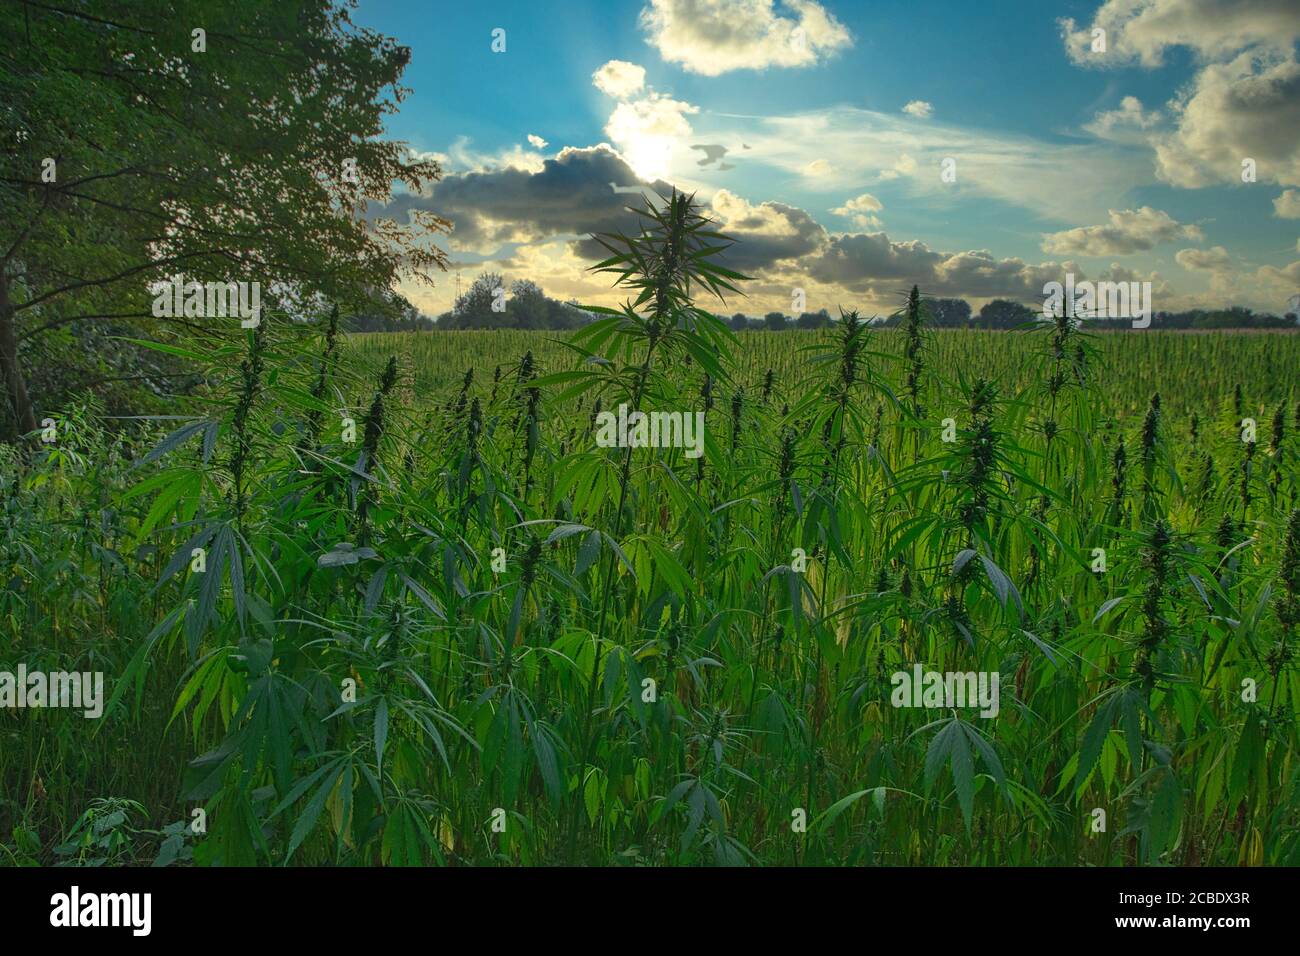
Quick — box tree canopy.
[0,0,447,436]
[435,273,594,330]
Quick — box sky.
[355,0,1300,319]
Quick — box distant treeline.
[347,310,436,333]
[429,272,594,331]
[345,274,589,331]
[361,278,1298,332]
[734,299,1299,331]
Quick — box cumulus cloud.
[527,134,548,149]
[1042,207,1203,256]
[383,137,1277,316]
[380,145,670,256]
[1059,0,1300,69]
[802,158,833,177]
[1059,4,1300,189]
[1241,260,1300,296]
[639,0,851,76]
[803,232,941,289]
[1175,245,1233,271]
[1084,95,1162,140]
[801,231,1078,301]
[878,153,918,181]
[1178,253,1300,311]
[590,59,698,180]
[932,251,1081,300]
[831,193,884,229]
[604,93,699,180]
[592,60,647,99]
[902,100,933,119]
[708,189,826,271]
[1153,53,1300,188]
[427,136,547,175]
[1275,189,1300,218]
[399,150,1095,308]
[1097,262,1174,293]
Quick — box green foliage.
[0,0,447,436]
[4,194,1300,867]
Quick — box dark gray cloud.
[691,144,729,167]
[378,145,1084,304]
[378,146,672,253]
[800,232,1078,302]
[710,198,826,274]
[804,233,943,290]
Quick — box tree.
[345,287,434,331]
[510,279,545,305]
[930,298,972,327]
[796,309,831,329]
[729,312,748,331]
[0,0,449,437]
[506,279,547,330]
[436,275,594,330]
[977,299,1037,329]
[1194,306,1255,330]
[446,272,505,328]
[764,311,789,331]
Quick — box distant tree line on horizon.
[430,272,593,331]
[365,274,1299,333]
[727,298,1299,332]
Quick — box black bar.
[0,865,1277,940]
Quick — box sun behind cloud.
[592,59,698,180]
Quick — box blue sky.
[356,0,1300,317]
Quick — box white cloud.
[1176,253,1300,312]
[605,93,699,180]
[1042,207,1203,255]
[1153,53,1300,188]
[878,153,918,181]
[592,60,647,99]
[712,188,808,235]
[831,192,884,229]
[802,158,833,177]
[690,106,1148,221]
[591,59,699,181]
[1059,4,1300,189]
[1175,245,1232,271]
[1084,95,1162,140]
[1275,189,1300,218]
[639,0,851,76]
[902,100,933,119]
[436,136,546,175]
[707,189,826,271]
[527,134,549,149]
[1059,0,1300,69]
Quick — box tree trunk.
[0,273,38,437]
